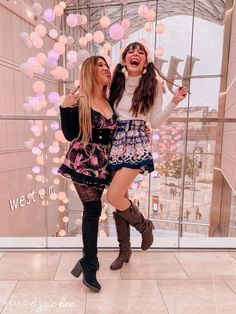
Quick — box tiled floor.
[0,251,236,313]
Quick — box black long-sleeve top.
[60,106,115,145]
[60,106,79,141]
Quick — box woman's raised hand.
[171,86,188,105]
[61,86,82,108]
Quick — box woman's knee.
[106,189,119,205]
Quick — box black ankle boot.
[71,256,99,277]
[71,257,101,292]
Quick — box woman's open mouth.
[130,58,140,66]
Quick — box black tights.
[73,183,104,264]
[73,183,104,203]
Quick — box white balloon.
[19,63,34,78]
[77,49,90,64]
[20,32,29,41]
[50,121,59,130]
[32,3,42,17]
[67,50,77,62]
[32,165,40,174]
[49,29,58,39]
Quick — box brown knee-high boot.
[117,201,155,250]
[110,212,132,270]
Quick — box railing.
[0,114,236,248]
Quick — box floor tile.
[0,252,61,280]
[1,281,86,314]
[54,252,121,280]
[121,252,187,280]
[175,252,236,279]
[0,281,17,312]
[229,252,236,261]
[224,280,236,295]
[96,251,121,280]
[86,279,168,314]
[158,279,236,314]
[54,252,81,281]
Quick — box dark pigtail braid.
[109,63,126,108]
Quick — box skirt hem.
[57,164,109,189]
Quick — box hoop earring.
[121,65,128,78]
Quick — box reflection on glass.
[229,194,236,236]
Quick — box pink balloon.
[33,38,43,49]
[93,31,104,44]
[33,81,45,93]
[51,66,69,80]
[100,16,110,28]
[48,49,59,61]
[109,24,124,40]
[43,8,55,22]
[54,5,64,17]
[138,4,148,17]
[66,14,78,27]
[121,19,131,28]
[53,42,65,55]
[48,92,60,104]
[35,24,46,37]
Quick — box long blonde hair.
[78,56,109,147]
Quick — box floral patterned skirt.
[109,120,154,173]
[58,140,111,189]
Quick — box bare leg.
[107,168,155,250]
[107,168,140,210]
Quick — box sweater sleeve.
[59,106,79,141]
[149,80,176,129]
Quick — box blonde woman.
[58,56,116,292]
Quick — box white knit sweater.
[115,75,176,129]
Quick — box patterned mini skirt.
[109,120,154,173]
